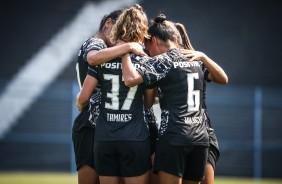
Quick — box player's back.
[158,59,205,116]
[74,37,105,129]
[95,56,149,142]
[154,50,209,146]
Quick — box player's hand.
[179,49,206,62]
[116,40,147,56]
[128,42,147,56]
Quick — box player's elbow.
[124,77,138,87]
[211,73,228,85]
[87,51,100,66]
[123,72,143,87]
[219,76,228,84]
[223,76,228,84]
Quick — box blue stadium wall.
[0,0,281,179]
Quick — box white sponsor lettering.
[100,62,141,69]
[173,61,200,68]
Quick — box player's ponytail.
[174,23,195,50]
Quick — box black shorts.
[94,139,151,177]
[154,141,208,181]
[206,117,220,168]
[207,145,219,170]
[208,126,219,150]
[72,127,95,170]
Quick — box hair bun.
[154,14,167,23]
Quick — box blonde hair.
[111,4,150,44]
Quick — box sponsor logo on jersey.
[107,113,132,122]
[100,62,141,69]
[173,61,200,68]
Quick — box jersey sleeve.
[87,66,98,79]
[82,38,107,63]
[199,61,211,82]
[136,54,174,86]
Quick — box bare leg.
[158,171,201,184]
[158,171,182,184]
[121,177,125,184]
[123,170,149,184]
[148,153,159,184]
[78,165,99,184]
[183,180,201,184]
[201,162,214,184]
[183,162,213,184]
[148,169,159,184]
[99,176,120,184]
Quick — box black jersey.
[76,37,106,87]
[88,55,149,141]
[137,48,209,147]
[73,37,106,131]
[202,70,220,153]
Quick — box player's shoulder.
[130,53,149,64]
[82,36,107,50]
[88,37,106,45]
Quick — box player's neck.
[95,32,104,40]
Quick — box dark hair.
[174,23,194,50]
[98,9,123,32]
[146,14,179,43]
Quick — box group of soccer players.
[73,3,228,184]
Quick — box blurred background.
[0,0,281,180]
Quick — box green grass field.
[0,172,281,184]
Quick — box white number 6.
[187,73,200,112]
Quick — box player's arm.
[76,75,98,111]
[121,53,144,87]
[144,88,156,109]
[179,49,228,84]
[87,42,146,66]
[122,51,175,87]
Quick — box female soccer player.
[174,22,228,184]
[73,8,148,184]
[77,4,153,184]
[120,14,227,184]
